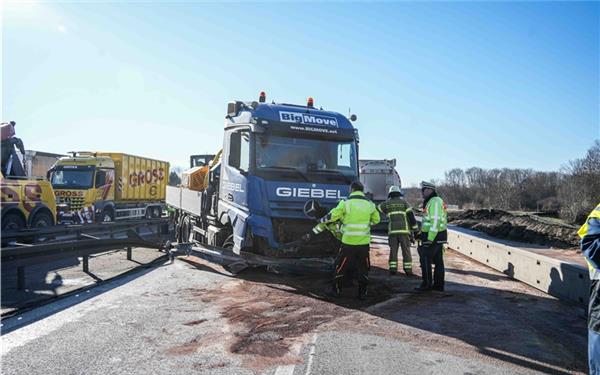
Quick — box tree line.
[408,140,600,224]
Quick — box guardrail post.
[82,255,89,273]
[126,246,132,261]
[17,266,25,290]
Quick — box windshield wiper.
[260,166,310,182]
[309,169,353,184]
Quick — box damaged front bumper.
[57,204,95,224]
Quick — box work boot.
[358,286,368,300]
[414,282,432,292]
[342,276,354,287]
[404,269,414,276]
[389,268,397,276]
[326,285,341,298]
[432,285,444,292]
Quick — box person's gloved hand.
[409,233,415,245]
[301,233,312,242]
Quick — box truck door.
[221,130,250,209]
[94,168,115,202]
[220,129,251,253]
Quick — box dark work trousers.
[417,242,445,288]
[334,243,370,292]
[388,234,413,272]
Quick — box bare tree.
[559,140,600,223]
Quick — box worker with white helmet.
[378,185,418,275]
[416,181,448,292]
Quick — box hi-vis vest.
[316,191,380,246]
[578,203,600,280]
[378,197,417,235]
[421,196,448,242]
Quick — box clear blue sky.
[3,1,599,186]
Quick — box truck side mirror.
[227,101,242,117]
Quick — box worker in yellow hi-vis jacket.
[306,181,380,300]
[578,203,600,374]
[416,181,448,292]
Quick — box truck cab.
[0,172,57,231]
[50,152,168,224]
[1,121,57,231]
[170,94,360,258]
[50,153,116,223]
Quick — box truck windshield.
[255,135,357,183]
[50,167,95,189]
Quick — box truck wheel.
[2,212,25,231]
[97,208,114,223]
[149,206,161,218]
[31,211,54,228]
[180,217,191,243]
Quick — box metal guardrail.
[1,218,169,244]
[1,218,170,290]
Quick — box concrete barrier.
[447,226,590,305]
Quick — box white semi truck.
[359,159,402,229]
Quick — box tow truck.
[167,93,359,262]
[0,121,57,231]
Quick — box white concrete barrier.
[447,226,589,305]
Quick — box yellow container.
[96,153,169,202]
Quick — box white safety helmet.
[388,185,403,196]
[420,181,436,191]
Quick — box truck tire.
[97,208,114,223]
[31,210,54,228]
[2,212,25,231]
[145,207,159,219]
[148,206,161,218]
[179,217,191,243]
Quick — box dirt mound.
[449,209,580,248]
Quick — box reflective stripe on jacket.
[316,191,380,245]
[378,197,418,235]
[421,196,448,242]
[312,221,342,241]
[579,203,600,280]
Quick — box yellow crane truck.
[1,121,57,231]
[0,173,57,230]
[49,152,169,223]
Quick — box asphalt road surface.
[1,240,588,375]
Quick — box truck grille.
[270,218,338,257]
[271,218,314,243]
[58,196,86,210]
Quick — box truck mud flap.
[169,242,333,275]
